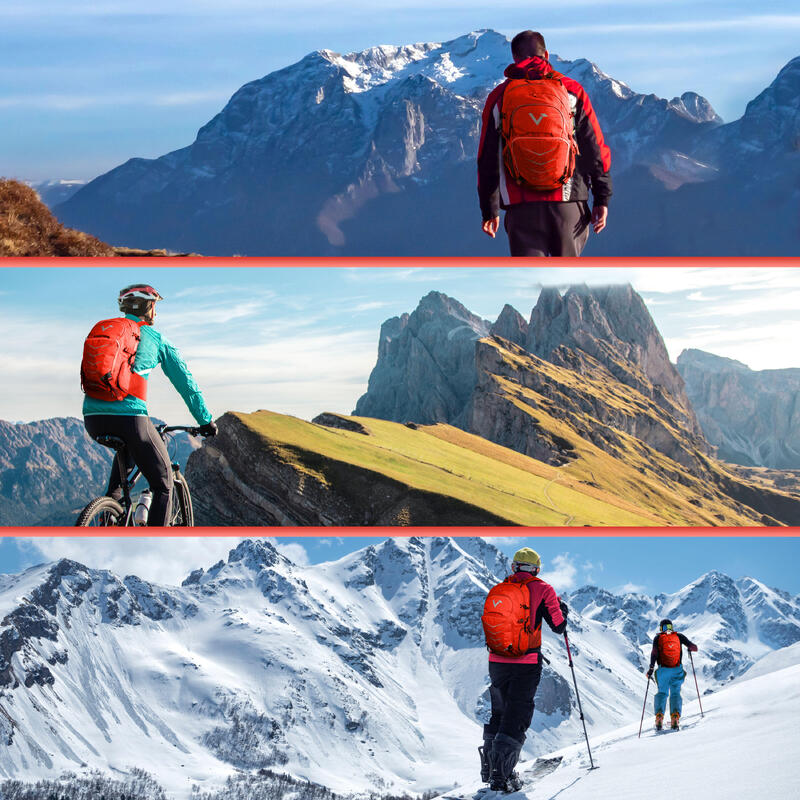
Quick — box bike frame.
[102,424,200,526]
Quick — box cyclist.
[82,284,217,526]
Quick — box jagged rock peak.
[182,539,285,586]
[490,304,529,347]
[412,290,490,332]
[527,283,690,407]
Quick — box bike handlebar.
[157,424,203,437]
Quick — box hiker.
[477,30,612,257]
[646,618,698,730]
[81,284,217,526]
[480,548,568,792]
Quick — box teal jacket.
[83,314,213,425]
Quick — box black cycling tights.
[84,415,173,526]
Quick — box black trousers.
[484,661,542,744]
[84,415,173,526]
[504,201,591,257]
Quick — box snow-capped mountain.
[54,29,798,257]
[0,538,798,798]
[26,180,86,209]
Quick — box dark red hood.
[503,56,553,80]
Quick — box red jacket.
[489,572,566,665]
[477,57,612,220]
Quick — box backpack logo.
[492,599,503,608]
[528,112,547,125]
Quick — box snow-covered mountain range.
[55,31,799,255]
[1,537,798,798]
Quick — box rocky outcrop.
[529,285,698,427]
[357,286,707,467]
[354,288,800,525]
[677,349,800,469]
[354,291,490,425]
[185,412,511,526]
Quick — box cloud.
[19,537,243,585]
[265,537,310,566]
[544,553,578,592]
[615,582,647,594]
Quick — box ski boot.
[670,712,680,730]
[489,733,523,792]
[654,712,664,731]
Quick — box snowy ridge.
[0,540,798,798]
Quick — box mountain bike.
[75,424,201,527]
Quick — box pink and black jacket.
[489,572,567,665]
[477,57,613,221]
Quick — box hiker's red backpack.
[482,576,535,657]
[500,71,578,191]
[657,631,682,667]
[80,317,148,402]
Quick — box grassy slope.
[476,339,769,526]
[233,410,684,527]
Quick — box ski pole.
[689,650,704,718]
[563,632,597,770]
[638,674,653,739]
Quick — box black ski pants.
[504,201,591,257]
[84,415,173,526]
[484,661,542,744]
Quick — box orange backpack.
[500,72,578,191]
[657,631,682,667]
[81,317,148,402]
[482,577,534,657]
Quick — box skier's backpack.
[657,631,682,667]
[481,578,534,657]
[500,71,578,191]
[80,317,148,402]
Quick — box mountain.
[0,537,798,798]
[352,286,800,525]
[26,179,86,209]
[0,417,198,526]
[54,31,799,256]
[677,348,800,470]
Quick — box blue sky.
[1,536,798,597]
[1,265,799,426]
[1,1,798,180]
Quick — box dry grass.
[0,178,117,256]
[0,179,201,256]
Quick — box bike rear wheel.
[170,471,194,527]
[75,496,126,527]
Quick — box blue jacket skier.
[646,618,698,730]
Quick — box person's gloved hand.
[646,668,654,679]
[559,600,569,620]
[688,643,698,653]
[199,421,218,437]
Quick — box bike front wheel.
[75,496,126,527]
[170,471,194,527]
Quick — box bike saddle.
[95,434,126,451]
